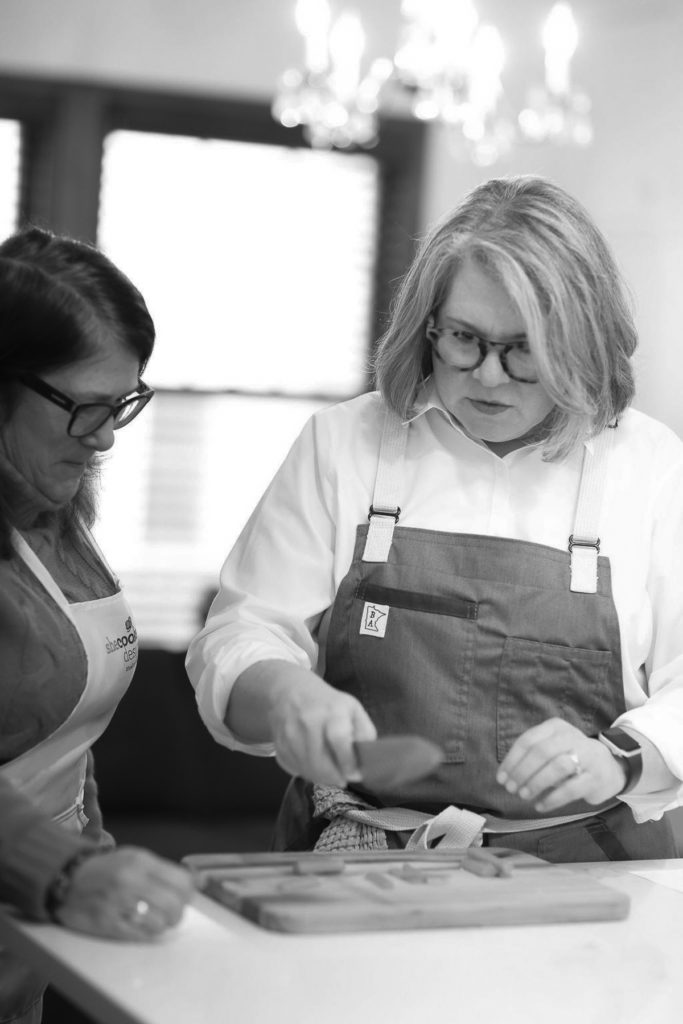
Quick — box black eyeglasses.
[19,373,155,437]
[426,318,539,384]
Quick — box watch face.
[602,729,641,755]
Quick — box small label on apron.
[360,602,389,637]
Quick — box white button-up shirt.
[186,386,683,821]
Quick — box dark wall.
[92,648,290,860]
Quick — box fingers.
[275,716,356,785]
[117,882,190,936]
[116,899,171,940]
[496,719,623,812]
[274,713,348,785]
[324,716,362,782]
[325,702,378,783]
[143,853,196,901]
[500,749,587,813]
[58,848,194,941]
[273,683,376,786]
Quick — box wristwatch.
[598,727,643,794]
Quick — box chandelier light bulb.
[329,11,365,101]
[295,0,332,74]
[469,24,505,106]
[440,0,479,79]
[542,3,579,95]
[357,58,394,113]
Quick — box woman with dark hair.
[187,174,683,862]
[0,228,193,1024]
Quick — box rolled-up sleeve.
[617,458,683,820]
[186,413,337,754]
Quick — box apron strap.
[312,783,612,852]
[362,407,407,562]
[361,407,616,590]
[569,426,616,594]
[11,529,69,609]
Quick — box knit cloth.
[312,785,389,851]
[312,786,492,852]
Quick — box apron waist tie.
[312,784,614,852]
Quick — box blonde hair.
[373,175,636,460]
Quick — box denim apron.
[0,531,137,1024]
[273,409,676,861]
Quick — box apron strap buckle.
[368,504,401,523]
[568,534,600,554]
[363,505,401,562]
[568,534,601,594]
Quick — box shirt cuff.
[191,643,306,755]
[614,725,683,822]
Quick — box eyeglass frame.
[18,372,155,437]
[426,316,539,384]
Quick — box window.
[94,129,381,647]
[0,118,21,238]
[98,130,378,394]
[0,76,425,649]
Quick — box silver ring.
[124,899,151,924]
[566,751,583,777]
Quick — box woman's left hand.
[496,717,628,813]
[54,847,195,940]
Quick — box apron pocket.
[356,582,478,620]
[349,583,478,763]
[496,636,612,761]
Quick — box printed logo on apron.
[360,602,389,637]
[105,614,139,671]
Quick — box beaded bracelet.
[44,846,104,921]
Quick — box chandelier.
[272,0,592,165]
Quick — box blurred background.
[1,0,682,652]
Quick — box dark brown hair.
[0,226,155,554]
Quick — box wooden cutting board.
[185,850,629,933]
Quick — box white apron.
[1,530,137,832]
[0,530,137,1023]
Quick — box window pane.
[98,130,379,395]
[0,119,22,239]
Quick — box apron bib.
[1,531,137,827]
[327,528,622,816]
[274,409,675,860]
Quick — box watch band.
[598,727,643,793]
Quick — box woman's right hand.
[53,847,195,940]
[266,666,377,786]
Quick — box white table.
[2,859,683,1024]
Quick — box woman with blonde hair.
[188,175,683,860]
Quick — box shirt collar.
[403,378,452,426]
[403,378,594,456]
